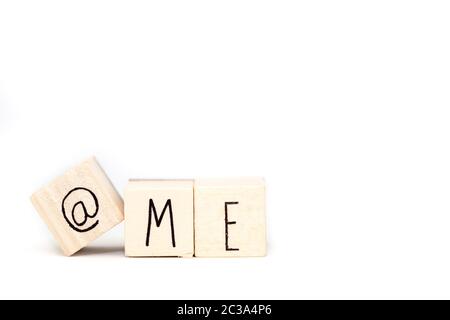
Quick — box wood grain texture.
[30,157,124,256]
[124,180,194,257]
[194,178,267,257]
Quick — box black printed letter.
[146,199,176,247]
[62,187,99,233]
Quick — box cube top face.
[31,157,124,256]
[195,177,266,188]
[125,180,194,257]
[194,178,266,257]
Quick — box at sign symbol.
[62,187,99,233]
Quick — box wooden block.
[30,157,124,256]
[194,178,266,257]
[124,180,194,257]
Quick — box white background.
[0,1,450,299]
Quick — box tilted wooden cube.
[194,178,267,257]
[30,157,124,256]
[124,180,194,257]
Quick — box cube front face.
[124,180,194,257]
[31,157,124,256]
[194,178,267,257]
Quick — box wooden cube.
[30,157,124,256]
[194,178,267,257]
[124,180,194,257]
